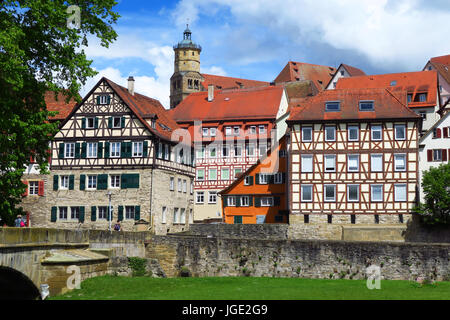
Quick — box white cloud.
[201,66,227,76]
[172,0,450,70]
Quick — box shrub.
[128,257,147,277]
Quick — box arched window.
[188,79,193,89]
[194,80,199,89]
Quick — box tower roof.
[174,24,202,51]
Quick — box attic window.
[390,80,397,86]
[325,101,340,111]
[318,80,323,84]
[359,101,374,111]
[151,119,156,129]
[407,94,413,103]
[419,93,427,102]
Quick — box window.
[222,146,229,157]
[209,146,216,158]
[132,142,143,157]
[60,176,69,190]
[183,180,187,193]
[221,168,230,180]
[348,126,359,141]
[164,145,169,160]
[111,142,121,158]
[99,95,109,104]
[301,185,313,202]
[197,169,205,181]
[325,126,336,141]
[433,149,443,161]
[196,146,205,159]
[324,155,336,172]
[246,144,255,157]
[394,184,407,202]
[359,101,374,111]
[302,127,312,142]
[347,185,359,202]
[241,196,250,206]
[325,101,340,111]
[113,117,121,128]
[65,143,75,158]
[340,70,345,76]
[274,172,283,184]
[259,173,270,184]
[261,197,273,207]
[196,192,204,204]
[178,178,182,192]
[29,181,39,195]
[225,127,232,136]
[209,169,217,181]
[301,155,313,173]
[210,128,216,137]
[234,168,242,177]
[110,175,120,188]
[170,177,174,191]
[371,125,382,141]
[87,142,98,158]
[190,180,193,194]
[420,112,427,120]
[249,126,257,134]
[259,125,266,134]
[202,128,209,137]
[173,208,180,224]
[208,191,217,204]
[371,154,383,172]
[244,176,253,185]
[87,175,97,190]
[394,154,406,171]
[259,144,267,157]
[86,117,95,129]
[162,207,167,224]
[418,93,427,102]
[394,124,406,140]
[98,207,108,220]
[227,196,236,206]
[71,207,80,220]
[126,206,135,220]
[234,145,242,157]
[324,185,336,202]
[279,150,287,157]
[180,209,186,224]
[407,94,412,103]
[233,126,240,135]
[371,185,383,202]
[347,155,359,172]
[59,207,68,220]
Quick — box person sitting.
[113,220,121,231]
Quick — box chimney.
[208,84,214,102]
[128,76,135,96]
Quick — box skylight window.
[390,80,397,86]
[325,101,340,111]
[359,101,374,111]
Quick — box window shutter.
[448,149,450,162]
[107,95,111,105]
[38,181,45,196]
[282,173,286,184]
[427,150,433,162]
[236,196,241,207]
[254,197,261,207]
[443,149,448,162]
[155,143,160,159]
[91,206,97,222]
[81,142,87,159]
[121,117,126,129]
[269,174,275,184]
[121,174,128,189]
[81,118,86,129]
[118,206,124,221]
[135,206,140,221]
[75,143,81,158]
[249,196,253,207]
[94,117,99,129]
[79,207,85,223]
[443,127,449,138]
[143,141,148,158]
[128,142,133,158]
[274,196,281,206]
[96,96,100,104]
[97,174,108,190]
[108,117,112,129]
[255,174,260,185]
[53,175,59,191]
[69,175,75,190]
[58,143,64,159]
[249,176,254,185]
[80,175,86,190]
[128,174,139,188]
[105,142,110,158]
[51,207,57,222]
[222,196,227,208]
[22,181,28,197]
[98,142,103,158]
[436,128,442,138]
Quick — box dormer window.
[151,119,156,129]
[325,101,340,111]
[359,101,374,111]
[407,94,412,103]
[419,93,427,102]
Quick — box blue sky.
[82,0,450,108]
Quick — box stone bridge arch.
[0,266,41,300]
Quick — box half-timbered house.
[169,84,289,222]
[29,77,194,234]
[287,88,421,225]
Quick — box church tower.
[170,25,203,109]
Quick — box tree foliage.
[0,1,119,225]
[414,163,450,226]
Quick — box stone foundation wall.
[187,224,289,239]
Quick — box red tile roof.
[169,85,284,122]
[288,88,420,123]
[341,64,366,77]
[430,54,450,66]
[274,61,336,91]
[427,55,450,87]
[201,73,269,90]
[336,71,438,108]
[45,91,78,121]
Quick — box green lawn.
[50,276,450,300]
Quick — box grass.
[50,276,450,300]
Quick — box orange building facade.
[219,137,288,224]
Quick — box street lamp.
[107,191,112,232]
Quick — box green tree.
[0,1,119,225]
[414,163,450,225]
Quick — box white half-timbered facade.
[287,88,421,225]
